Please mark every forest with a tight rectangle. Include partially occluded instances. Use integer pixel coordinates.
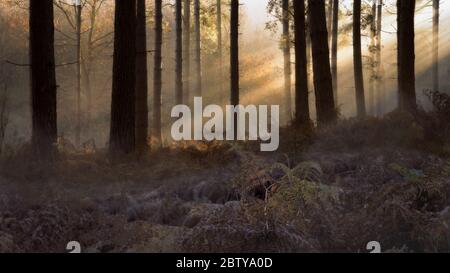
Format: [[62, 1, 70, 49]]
[[0, 0, 449, 253]]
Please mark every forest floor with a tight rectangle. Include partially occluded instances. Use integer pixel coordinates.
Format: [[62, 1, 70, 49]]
[[0, 110, 450, 253]]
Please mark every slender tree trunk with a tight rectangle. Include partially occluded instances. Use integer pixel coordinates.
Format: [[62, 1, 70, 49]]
[[294, 0, 310, 126], [110, 0, 136, 155], [282, 0, 292, 122], [30, 0, 57, 159], [353, 0, 366, 118], [136, 0, 149, 152], [217, 0, 223, 97], [194, 0, 202, 96], [327, 0, 333, 45], [432, 0, 439, 91], [308, 0, 336, 125], [83, 1, 98, 137], [306, 13, 313, 102], [230, 0, 239, 135], [397, 0, 416, 111], [375, 0, 384, 116], [331, 0, 338, 104], [75, 3, 82, 147], [153, 0, 163, 144], [175, 0, 183, 104], [183, 0, 191, 103], [368, 1, 376, 115]]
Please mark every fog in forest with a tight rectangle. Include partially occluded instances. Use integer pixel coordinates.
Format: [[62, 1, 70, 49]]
[[1, 0, 448, 148], [0, 0, 450, 254]]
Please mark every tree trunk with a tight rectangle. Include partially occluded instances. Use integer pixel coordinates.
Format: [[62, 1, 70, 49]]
[[306, 12, 313, 102], [353, 0, 366, 118], [327, 0, 333, 45], [110, 0, 136, 155], [136, 0, 149, 153], [175, 0, 183, 104], [308, 0, 336, 125], [153, 0, 163, 144], [331, 0, 338, 104], [30, 0, 57, 159], [183, 0, 191, 102], [294, 0, 310, 126], [368, 0, 376, 115], [375, 0, 384, 116], [230, 0, 239, 135], [83, 0, 99, 138], [194, 0, 202, 96], [282, 0, 292, 122], [397, 0, 416, 111], [432, 0, 439, 91], [75, 4, 82, 147], [217, 0, 223, 97]]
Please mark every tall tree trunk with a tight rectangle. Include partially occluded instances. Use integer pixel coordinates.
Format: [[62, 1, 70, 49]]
[[327, 0, 333, 45], [175, 0, 183, 104], [153, 0, 163, 144], [136, 0, 149, 153], [30, 0, 57, 159], [331, 0, 338, 104], [368, 0, 376, 115], [282, 0, 292, 122], [294, 0, 310, 126], [432, 0, 439, 91], [194, 0, 202, 96], [375, 0, 384, 116], [110, 0, 136, 155], [217, 0, 223, 97], [83, 0, 99, 138], [308, 0, 336, 125], [397, 0, 416, 111], [183, 0, 191, 102], [230, 0, 239, 135], [306, 12, 313, 103], [75, 3, 82, 147], [353, 0, 366, 118]]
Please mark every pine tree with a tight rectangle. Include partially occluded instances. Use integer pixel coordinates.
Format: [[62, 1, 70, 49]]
[[110, 0, 137, 155], [397, 0, 416, 111], [294, 0, 310, 126], [153, 0, 163, 144], [30, 0, 58, 159], [308, 0, 336, 124], [136, 0, 149, 152], [353, 0, 366, 118]]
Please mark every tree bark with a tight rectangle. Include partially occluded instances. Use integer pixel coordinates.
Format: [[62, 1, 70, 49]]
[[368, 0, 376, 115], [293, 0, 309, 126], [136, 0, 149, 153], [194, 0, 202, 96], [30, 0, 57, 159], [375, 0, 384, 116], [331, 0, 338, 104], [217, 0, 223, 96], [110, 0, 136, 155], [176, 0, 183, 104], [75, 3, 82, 147], [230, 0, 239, 135], [308, 0, 336, 125], [153, 0, 163, 144], [327, 0, 333, 45], [282, 0, 292, 122], [432, 0, 439, 91], [353, 0, 366, 118], [183, 0, 191, 102], [397, 0, 416, 111]]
